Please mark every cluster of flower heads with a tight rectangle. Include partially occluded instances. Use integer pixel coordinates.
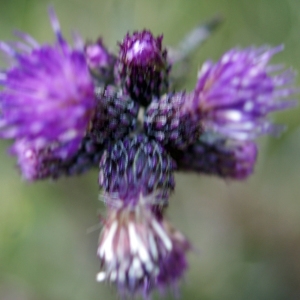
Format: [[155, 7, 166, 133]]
[[0, 7, 298, 299]]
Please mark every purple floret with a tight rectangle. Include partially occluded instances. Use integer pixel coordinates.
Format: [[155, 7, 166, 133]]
[[194, 46, 298, 140], [173, 133, 257, 180], [84, 38, 116, 84], [97, 204, 190, 299], [13, 137, 104, 181], [116, 30, 170, 106], [0, 8, 96, 159]]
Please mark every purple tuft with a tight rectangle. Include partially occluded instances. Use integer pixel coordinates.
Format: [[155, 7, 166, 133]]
[[173, 133, 257, 180], [0, 9, 96, 159], [84, 38, 116, 85], [97, 204, 190, 298], [13, 137, 104, 181], [194, 46, 298, 140], [115, 30, 170, 106]]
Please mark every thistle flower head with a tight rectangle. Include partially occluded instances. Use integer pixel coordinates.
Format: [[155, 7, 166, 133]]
[[194, 46, 298, 140], [119, 30, 165, 67], [99, 135, 176, 208], [89, 86, 139, 144], [97, 204, 190, 298], [12, 139, 60, 181], [84, 38, 116, 84], [144, 92, 203, 150], [116, 30, 170, 106], [13, 137, 104, 181], [0, 8, 96, 159], [174, 133, 257, 179]]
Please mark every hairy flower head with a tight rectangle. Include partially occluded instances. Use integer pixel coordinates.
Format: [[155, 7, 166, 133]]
[[0, 8, 96, 159], [99, 135, 176, 208], [97, 204, 190, 298], [194, 46, 297, 140], [173, 132, 257, 179], [116, 30, 170, 106]]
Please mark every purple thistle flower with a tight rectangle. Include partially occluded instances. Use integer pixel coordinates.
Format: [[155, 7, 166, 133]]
[[173, 133, 257, 180], [99, 135, 176, 207], [115, 30, 170, 107], [0, 8, 96, 159], [97, 204, 190, 298], [144, 92, 203, 150], [193, 46, 298, 140], [13, 139, 61, 181], [84, 38, 116, 85], [0, 9, 298, 299], [13, 137, 104, 181]]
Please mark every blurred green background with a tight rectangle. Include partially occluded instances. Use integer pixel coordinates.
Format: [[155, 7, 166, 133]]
[[1, 0, 300, 299]]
